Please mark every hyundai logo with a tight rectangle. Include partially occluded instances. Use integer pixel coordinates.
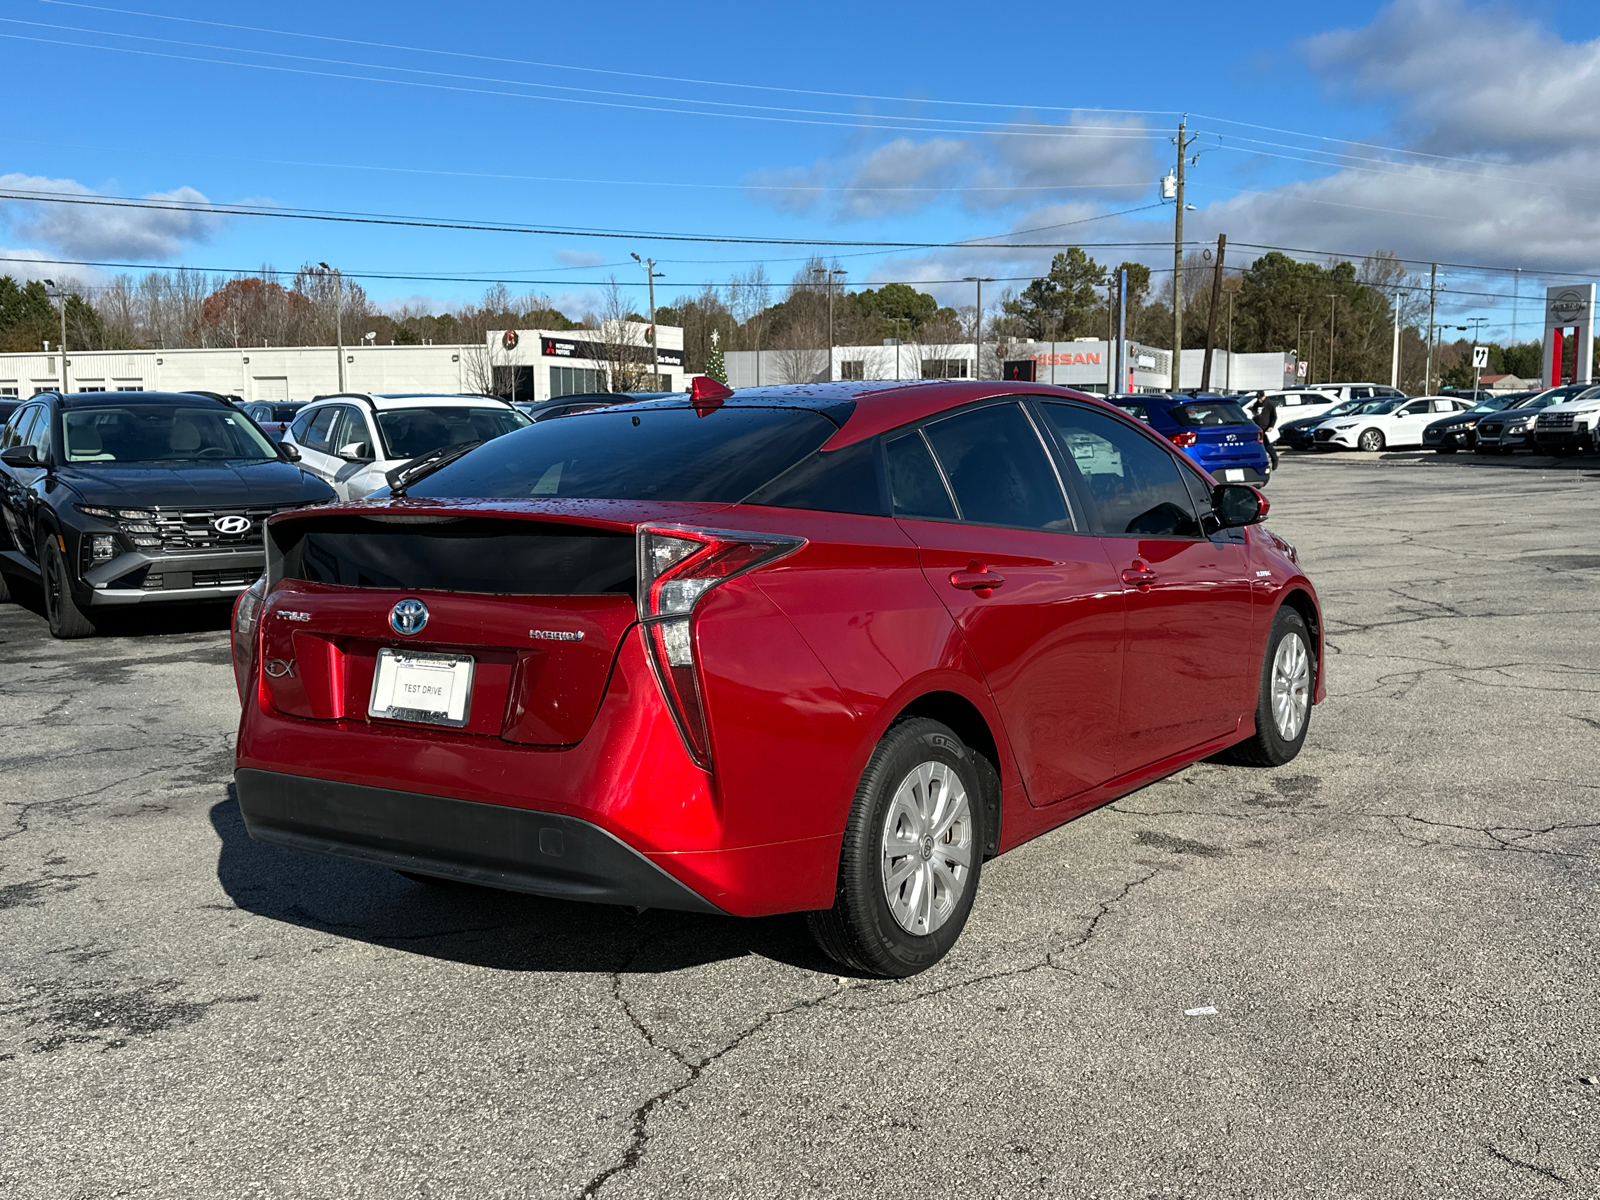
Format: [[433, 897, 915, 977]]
[[390, 598, 428, 636], [211, 515, 252, 535]]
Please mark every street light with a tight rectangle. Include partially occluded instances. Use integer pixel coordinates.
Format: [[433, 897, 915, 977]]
[[631, 253, 665, 387], [963, 277, 995, 380], [825, 267, 846, 381], [316, 262, 345, 391], [42, 279, 69, 392]]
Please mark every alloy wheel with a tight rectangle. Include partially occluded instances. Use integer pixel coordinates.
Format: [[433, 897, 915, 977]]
[[1271, 632, 1312, 741], [879, 761, 974, 935], [1358, 429, 1384, 452]]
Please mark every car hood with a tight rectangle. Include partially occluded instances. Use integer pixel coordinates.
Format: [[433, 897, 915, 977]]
[[1537, 398, 1600, 414], [58, 460, 336, 508]]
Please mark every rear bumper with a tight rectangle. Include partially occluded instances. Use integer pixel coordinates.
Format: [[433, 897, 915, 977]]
[[235, 767, 724, 912]]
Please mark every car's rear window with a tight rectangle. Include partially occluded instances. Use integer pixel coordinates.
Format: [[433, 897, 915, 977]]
[[407, 404, 839, 502], [1170, 401, 1252, 427], [376, 406, 529, 460]]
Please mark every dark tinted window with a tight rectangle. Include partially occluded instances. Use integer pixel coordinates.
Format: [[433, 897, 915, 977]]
[[375, 405, 528, 461], [1115, 402, 1149, 422], [744, 437, 886, 515], [922, 403, 1071, 531], [277, 516, 635, 595], [409, 405, 838, 502], [885, 431, 957, 521], [302, 406, 340, 452], [1171, 401, 1252, 427], [4, 405, 41, 450], [1037, 403, 1203, 538]]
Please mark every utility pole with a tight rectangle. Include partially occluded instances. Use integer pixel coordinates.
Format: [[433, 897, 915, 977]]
[[964, 276, 993, 379], [318, 262, 345, 391], [1116, 267, 1128, 393], [1296, 312, 1304, 383], [632, 253, 664, 387], [1390, 296, 1401, 390], [1200, 234, 1226, 391], [1325, 293, 1340, 383], [1226, 289, 1236, 391], [44, 279, 68, 392], [1168, 117, 1197, 391], [1424, 264, 1438, 394]]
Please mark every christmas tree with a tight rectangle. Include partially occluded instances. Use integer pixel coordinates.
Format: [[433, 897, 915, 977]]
[[705, 328, 728, 385]]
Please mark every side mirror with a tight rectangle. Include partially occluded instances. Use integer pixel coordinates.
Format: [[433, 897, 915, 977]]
[[278, 442, 301, 461], [1213, 483, 1269, 528], [336, 441, 374, 463], [1, 444, 42, 469]]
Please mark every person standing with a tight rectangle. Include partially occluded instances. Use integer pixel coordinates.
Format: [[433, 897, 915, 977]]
[[1253, 390, 1279, 471]]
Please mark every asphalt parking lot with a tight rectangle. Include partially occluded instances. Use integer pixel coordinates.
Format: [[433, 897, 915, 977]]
[[2, 449, 1598, 1199]]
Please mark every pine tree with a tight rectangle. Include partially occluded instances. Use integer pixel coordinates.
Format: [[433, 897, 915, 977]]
[[705, 328, 727, 384]]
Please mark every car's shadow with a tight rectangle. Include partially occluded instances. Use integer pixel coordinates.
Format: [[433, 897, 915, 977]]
[[210, 790, 837, 975]]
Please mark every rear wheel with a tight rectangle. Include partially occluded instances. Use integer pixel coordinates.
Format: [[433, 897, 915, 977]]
[[0, 567, 11, 604], [42, 535, 97, 639], [808, 718, 984, 978], [1224, 606, 1314, 767], [1357, 428, 1386, 452]]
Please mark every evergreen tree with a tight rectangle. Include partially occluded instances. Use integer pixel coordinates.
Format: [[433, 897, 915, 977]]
[[704, 328, 727, 384]]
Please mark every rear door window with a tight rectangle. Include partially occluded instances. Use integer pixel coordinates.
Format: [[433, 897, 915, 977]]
[[921, 403, 1072, 531], [885, 431, 958, 521], [1036, 403, 1204, 539]]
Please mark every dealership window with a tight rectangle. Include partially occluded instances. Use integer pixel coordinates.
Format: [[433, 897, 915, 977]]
[[0, 386, 17, 396], [840, 360, 865, 381], [550, 366, 607, 398], [116, 385, 144, 392], [920, 358, 969, 380]]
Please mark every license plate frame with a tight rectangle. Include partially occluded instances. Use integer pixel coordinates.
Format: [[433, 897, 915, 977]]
[[368, 648, 475, 727], [1223, 468, 1245, 482]]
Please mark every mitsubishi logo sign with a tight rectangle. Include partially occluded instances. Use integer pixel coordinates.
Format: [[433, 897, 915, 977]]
[[210, 515, 252, 535]]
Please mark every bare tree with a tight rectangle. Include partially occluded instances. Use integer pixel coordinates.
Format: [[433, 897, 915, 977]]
[[593, 277, 654, 392]]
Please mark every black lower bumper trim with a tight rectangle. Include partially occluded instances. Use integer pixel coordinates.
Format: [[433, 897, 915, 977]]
[[234, 768, 723, 913]]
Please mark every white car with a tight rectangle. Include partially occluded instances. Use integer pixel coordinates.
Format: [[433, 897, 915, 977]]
[[1297, 382, 1407, 406], [1530, 385, 1600, 457], [1242, 390, 1350, 442], [1312, 395, 1475, 452], [281, 394, 530, 499]]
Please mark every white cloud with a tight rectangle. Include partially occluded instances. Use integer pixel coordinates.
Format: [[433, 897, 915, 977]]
[[555, 249, 606, 268], [0, 174, 225, 261]]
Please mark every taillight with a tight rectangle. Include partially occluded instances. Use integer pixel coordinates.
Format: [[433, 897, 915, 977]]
[[1169, 430, 1199, 448], [636, 525, 804, 768], [1255, 429, 1264, 442], [231, 575, 267, 703]]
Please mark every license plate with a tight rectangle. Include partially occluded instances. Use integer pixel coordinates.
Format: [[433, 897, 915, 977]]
[[368, 649, 474, 727], [1224, 469, 1245, 481]]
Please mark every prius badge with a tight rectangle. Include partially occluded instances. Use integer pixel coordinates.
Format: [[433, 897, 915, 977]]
[[530, 629, 584, 641], [390, 598, 429, 636]]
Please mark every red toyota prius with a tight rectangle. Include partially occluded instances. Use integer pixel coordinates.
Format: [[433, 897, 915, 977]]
[[232, 380, 1324, 976]]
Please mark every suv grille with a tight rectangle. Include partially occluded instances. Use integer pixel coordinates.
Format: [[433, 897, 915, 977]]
[[108, 505, 304, 554], [1537, 412, 1575, 430], [1478, 420, 1503, 438]]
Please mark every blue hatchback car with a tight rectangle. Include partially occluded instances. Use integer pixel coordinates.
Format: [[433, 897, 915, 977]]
[[1114, 393, 1271, 485]]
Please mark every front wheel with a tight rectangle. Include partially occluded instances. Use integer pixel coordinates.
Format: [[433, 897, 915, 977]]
[[42, 534, 97, 639], [1224, 606, 1314, 767], [808, 718, 985, 977], [1357, 428, 1386, 452]]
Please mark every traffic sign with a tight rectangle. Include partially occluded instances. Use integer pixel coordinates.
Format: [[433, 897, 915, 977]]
[[1472, 345, 1489, 369]]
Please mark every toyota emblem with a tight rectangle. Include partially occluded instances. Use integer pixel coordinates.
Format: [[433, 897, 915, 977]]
[[390, 598, 428, 636], [211, 515, 252, 535]]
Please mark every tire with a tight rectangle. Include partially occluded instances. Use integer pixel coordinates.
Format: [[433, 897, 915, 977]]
[[0, 567, 11, 604], [41, 534, 97, 639], [1357, 428, 1386, 452], [1223, 606, 1314, 768], [1435, 445, 1456, 454], [808, 718, 985, 978]]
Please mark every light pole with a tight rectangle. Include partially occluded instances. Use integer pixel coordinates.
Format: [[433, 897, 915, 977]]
[[631, 253, 665, 387], [825, 267, 846, 381], [43, 278, 68, 392], [1166, 116, 1197, 391], [1324, 293, 1340, 385], [317, 262, 345, 391], [964, 276, 994, 380], [889, 317, 909, 380]]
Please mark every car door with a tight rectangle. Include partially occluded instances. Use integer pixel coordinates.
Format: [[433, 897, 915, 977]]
[[1034, 401, 1254, 769], [1390, 398, 1434, 445], [329, 406, 384, 499], [0, 403, 51, 563], [0, 404, 42, 557], [890, 400, 1127, 807]]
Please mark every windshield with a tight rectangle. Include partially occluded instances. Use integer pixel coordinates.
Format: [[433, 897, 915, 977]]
[[1171, 400, 1252, 427], [408, 405, 837, 502], [61, 404, 278, 463], [375, 406, 530, 461], [1467, 397, 1515, 414], [1367, 398, 1408, 415], [1316, 400, 1364, 418]]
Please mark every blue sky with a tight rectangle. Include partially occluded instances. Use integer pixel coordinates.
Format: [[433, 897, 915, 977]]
[[2, 0, 1598, 341]]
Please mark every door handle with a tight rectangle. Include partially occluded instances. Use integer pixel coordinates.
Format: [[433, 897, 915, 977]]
[[1121, 564, 1158, 590], [949, 562, 1005, 597]]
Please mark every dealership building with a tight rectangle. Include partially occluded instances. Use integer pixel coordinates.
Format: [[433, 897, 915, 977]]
[[0, 321, 686, 402], [726, 340, 1297, 393]]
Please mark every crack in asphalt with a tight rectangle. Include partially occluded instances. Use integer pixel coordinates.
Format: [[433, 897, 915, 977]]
[[1379, 814, 1600, 858], [577, 869, 1160, 1198], [1484, 1142, 1572, 1189]]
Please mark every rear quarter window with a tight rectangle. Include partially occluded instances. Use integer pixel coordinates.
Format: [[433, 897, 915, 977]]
[[743, 437, 886, 515]]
